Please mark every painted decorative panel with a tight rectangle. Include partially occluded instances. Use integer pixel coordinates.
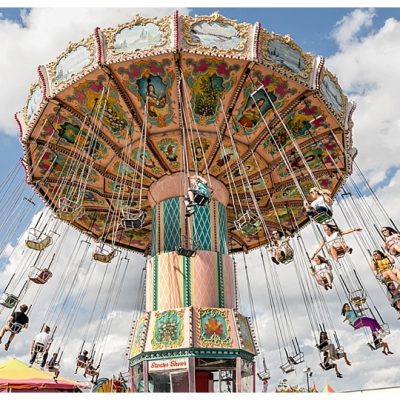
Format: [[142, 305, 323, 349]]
[[151, 309, 185, 350], [320, 71, 345, 115], [55, 45, 91, 84], [130, 314, 149, 358], [237, 314, 257, 354], [26, 84, 43, 123], [190, 21, 241, 50], [114, 23, 164, 52], [198, 308, 233, 348]]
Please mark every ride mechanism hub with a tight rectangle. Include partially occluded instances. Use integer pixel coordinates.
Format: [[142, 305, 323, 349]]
[[17, 11, 354, 393]]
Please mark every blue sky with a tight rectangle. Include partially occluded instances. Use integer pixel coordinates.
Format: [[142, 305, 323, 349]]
[[1, 7, 400, 393]]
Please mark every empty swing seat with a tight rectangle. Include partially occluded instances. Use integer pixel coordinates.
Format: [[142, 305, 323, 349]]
[[176, 236, 199, 258], [350, 289, 366, 307], [288, 351, 304, 365], [121, 209, 146, 230], [280, 360, 295, 374], [93, 248, 117, 263], [28, 267, 53, 284], [234, 210, 261, 236], [257, 369, 271, 381], [177, 247, 197, 258], [0, 293, 19, 309], [56, 198, 84, 222], [26, 229, 53, 251]]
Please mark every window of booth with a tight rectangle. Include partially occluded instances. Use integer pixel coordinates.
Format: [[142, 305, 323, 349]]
[[149, 369, 189, 392], [241, 360, 254, 392], [132, 363, 145, 392], [195, 358, 236, 393]]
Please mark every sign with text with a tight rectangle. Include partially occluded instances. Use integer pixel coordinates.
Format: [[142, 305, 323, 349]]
[[148, 357, 189, 372]]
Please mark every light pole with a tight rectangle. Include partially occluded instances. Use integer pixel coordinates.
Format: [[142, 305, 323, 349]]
[[303, 367, 312, 392]]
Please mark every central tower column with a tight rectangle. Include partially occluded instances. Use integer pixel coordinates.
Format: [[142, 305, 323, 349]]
[[128, 173, 257, 393]]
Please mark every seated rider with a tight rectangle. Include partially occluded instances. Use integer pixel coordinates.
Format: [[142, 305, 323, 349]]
[[310, 255, 333, 290], [84, 359, 100, 383], [304, 187, 333, 220], [342, 303, 386, 336], [381, 227, 400, 256], [29, 325, 52, 367], [185, 175, 211, 217], [371, 331, 393, 355], [75, 349, 89, 373], [317, 331, 351, 367], [386, 282, 400, 319], [47, 352, 60, 379], [0, 304, 29, 351], [311, 224, 361, 262], [370, 250, 400, 284], [268, 230, 293, 265]]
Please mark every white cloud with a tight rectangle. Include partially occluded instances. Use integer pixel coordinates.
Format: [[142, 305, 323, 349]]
[[332, 8, 376, 50], [0, 7, 189, 136], [327, 13, 400, 186]]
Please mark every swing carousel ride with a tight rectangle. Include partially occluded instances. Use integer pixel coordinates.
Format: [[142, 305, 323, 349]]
[[1, 11, 398, 392]]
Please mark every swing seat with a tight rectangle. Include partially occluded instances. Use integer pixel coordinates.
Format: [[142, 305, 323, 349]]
[[278, 253, 294, 265], [85, 367, 98, 377], [335, 346, 345, 359], [320, 362, 335, 371], [350, 296, 366, 307], [76, 359, 87, 369], [176, 247, 197, 258], [93, 248, 117, 263], [33, 342, 45, 353], [121, 209, 146, 230], [313, 212, 332, 224], [350, 289, 366, 307], [280, 361, 295, 374], [56, 198, 84, 222], [26, 229, 53, 251], [257, 369, 271, 381], [335, 247, 346, 259], [176, 236, 199, 258], [189, 188, 212, 206], [288, 351, 304, 365], [367, 342, 384, 351], [28, 267, 53, 284], [0, 293, 19, 309], [9, 322, 24, 334], [234, 210, 261, 235]]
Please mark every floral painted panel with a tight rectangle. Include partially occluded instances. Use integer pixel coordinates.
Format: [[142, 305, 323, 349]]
[[199, 308, 232, 348], [185, 58, 240, 125], [151, 310, 184, 350], [65, 76, 129, 139]]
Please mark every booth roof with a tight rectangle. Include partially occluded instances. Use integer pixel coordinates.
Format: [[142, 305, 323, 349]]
[[0, 358, 83, 391]]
